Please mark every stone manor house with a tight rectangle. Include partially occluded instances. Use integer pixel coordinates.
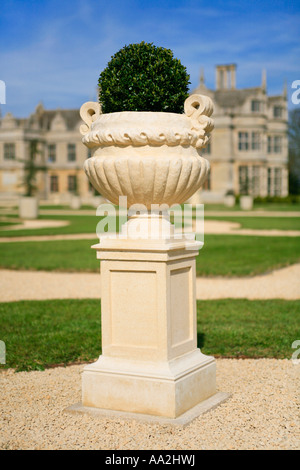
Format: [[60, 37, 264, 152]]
[[0, 64, 289, 202]]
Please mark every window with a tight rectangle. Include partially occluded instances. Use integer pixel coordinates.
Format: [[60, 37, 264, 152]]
[[252, 166, 260, 196], [267, 136, 272, 153], [68, 175, 77, 192], [67, 143, 76, 162], [267, 168, 272, 195], [4, 143, 15, 160], [274, 106, 283, 118], [239, 165, 261, 195], [50, 175, 59, 192], [274, 136, 282, 153], [268, 135, 282, 153], [251, 132, 261, 150], [238, 132, 249, 151], [274, 168, 282, 195], [239, 166, 249, 194], [239, 132, 262, 152], [48, 144, 56, 163], [251, 100, 261, 112], [267, 167, 282, 196]]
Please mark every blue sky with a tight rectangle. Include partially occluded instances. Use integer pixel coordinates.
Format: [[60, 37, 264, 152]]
[[0, 0, 299, 117]]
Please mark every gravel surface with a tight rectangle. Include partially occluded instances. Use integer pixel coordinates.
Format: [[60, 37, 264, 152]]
[[0, 264, 299, 302], [0, 359, 299, 450]]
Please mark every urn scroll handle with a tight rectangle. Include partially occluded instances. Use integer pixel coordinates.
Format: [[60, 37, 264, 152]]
[[184, 94, 214, 149], [80, 101, 102, 136]]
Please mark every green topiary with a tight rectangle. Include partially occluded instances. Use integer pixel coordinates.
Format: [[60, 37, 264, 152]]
[[98, 41, 190, 114]]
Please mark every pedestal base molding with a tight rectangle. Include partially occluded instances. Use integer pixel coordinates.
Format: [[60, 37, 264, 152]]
[[82, 350, 216, 419]]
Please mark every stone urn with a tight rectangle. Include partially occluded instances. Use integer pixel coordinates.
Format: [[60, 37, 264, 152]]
[[72, 94, 229, 421], [80, 94, 213, 215]]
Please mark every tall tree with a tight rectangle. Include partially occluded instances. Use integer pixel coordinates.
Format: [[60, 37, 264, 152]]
[[288, 109, 300, 195]]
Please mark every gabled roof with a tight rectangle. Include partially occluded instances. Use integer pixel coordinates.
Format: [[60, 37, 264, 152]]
[[28, 108, 80, 131], [213, 87, 263, 108]]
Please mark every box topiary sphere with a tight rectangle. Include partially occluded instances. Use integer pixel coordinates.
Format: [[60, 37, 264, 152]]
[[98, 42, 190, 114]]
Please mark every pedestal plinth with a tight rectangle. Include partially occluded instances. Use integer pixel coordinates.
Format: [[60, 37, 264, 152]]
[[81, 235, 217, 419]]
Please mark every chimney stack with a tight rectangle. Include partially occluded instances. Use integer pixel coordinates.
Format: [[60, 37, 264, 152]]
[[216, 64, 236, 90]]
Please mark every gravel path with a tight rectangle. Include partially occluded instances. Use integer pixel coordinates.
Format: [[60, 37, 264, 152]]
[[0, 263, 299, 302], [1, 359, 299, 450]]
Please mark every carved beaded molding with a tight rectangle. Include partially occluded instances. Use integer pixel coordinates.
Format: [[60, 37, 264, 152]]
[[80, 94, 214, 150]]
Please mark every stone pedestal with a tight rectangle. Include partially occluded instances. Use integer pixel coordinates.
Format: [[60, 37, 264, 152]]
[[70, 195, 81, 210], [19, 196, 38, 219], [224, 194, 235, 207], [240, 195, 253, 211], [82, 232, 217, 419]]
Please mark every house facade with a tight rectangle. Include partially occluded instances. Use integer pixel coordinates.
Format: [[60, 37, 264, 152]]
[[0, 64, 289, 202], [192, 64, 288, 201], [0, 104, 92, 202]]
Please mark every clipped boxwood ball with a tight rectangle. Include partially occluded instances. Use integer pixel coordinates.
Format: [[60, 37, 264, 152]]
[[98, 42, 190, 114]]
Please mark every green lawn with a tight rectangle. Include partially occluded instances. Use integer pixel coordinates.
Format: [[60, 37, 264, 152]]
[[0, 235, 299, 276], [0, 211, 299, 239], [0, 239, 99, 272], [0, 214, 119, 238], [197, 299, 300, 358], [0, 298, 298, 371], [0, 221, 21, 228], [205, 216, 300, 231], [204, 202, 300, 212], [198, 235, 300, 276]]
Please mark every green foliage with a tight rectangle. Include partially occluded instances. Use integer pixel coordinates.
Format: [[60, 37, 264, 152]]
[[18, 140, 47, 197], [254, 195, 300, 204], [98, 42, 190, 113], [288, 109, 300, 195]]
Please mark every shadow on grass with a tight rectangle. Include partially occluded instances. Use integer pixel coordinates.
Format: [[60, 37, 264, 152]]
[[197, 332, 205, 349]]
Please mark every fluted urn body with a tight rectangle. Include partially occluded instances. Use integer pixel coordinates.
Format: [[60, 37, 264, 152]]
[[80, 94, 214, 210]]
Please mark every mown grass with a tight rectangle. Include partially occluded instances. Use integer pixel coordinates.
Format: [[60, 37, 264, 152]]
[[0, 209, 299, 238], [205, 216, 300, 231], [0, 235, 299, 276], [0, 214, 118, 238], [0, 299, 101, 371], [204, 202, 300, 212], [0, 298, 298, 371], [197, 235, 300, 277], [0, 239, 99, 272], [196, 299, 300, 358]]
